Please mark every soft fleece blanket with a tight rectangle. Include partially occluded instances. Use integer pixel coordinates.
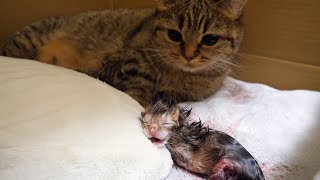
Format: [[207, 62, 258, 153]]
[[0, 56, 319, 180], [167, 77, 320, 180], [0, 57, 173, 180]]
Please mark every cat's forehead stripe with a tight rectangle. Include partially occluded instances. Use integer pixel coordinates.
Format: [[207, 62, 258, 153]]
[[177, 1, 212, 32]]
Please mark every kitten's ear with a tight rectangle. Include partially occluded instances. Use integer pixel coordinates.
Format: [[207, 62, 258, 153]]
[[172, 108, 180, 122], [215, 0, 247, 20], [155, 0, 176, 11]]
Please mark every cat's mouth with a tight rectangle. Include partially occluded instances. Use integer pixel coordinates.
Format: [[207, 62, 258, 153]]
[[173, 56, 208, 73], [149, 137, 165, 144]]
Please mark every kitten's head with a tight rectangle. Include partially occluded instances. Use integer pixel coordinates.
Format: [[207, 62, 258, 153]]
[[149, 0, 247, 73], [140, 99, 180, 147], [139, 98, 190, 147]]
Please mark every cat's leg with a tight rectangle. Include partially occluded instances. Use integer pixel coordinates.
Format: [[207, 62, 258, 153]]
[[118, 69, 156, 107], [124, 85, 154, 107], [101, 53, 157, 107], [153, 90, 185, 103], [121, 67, 156, 107], [1, 29, 39, 60], [35, 32, 103, 74], [0, 16, 64, 60], [0, 17, 103, 74]]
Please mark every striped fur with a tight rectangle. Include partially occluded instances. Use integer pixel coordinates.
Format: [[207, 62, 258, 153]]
[[0, 0, 246, 107]]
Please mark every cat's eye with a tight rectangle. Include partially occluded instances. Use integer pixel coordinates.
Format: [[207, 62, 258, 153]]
[[143, 123, 150, 128], [162, 122, 175, 128], [139, 118, 148, 125], [143, 120, 149, 125], [201, 34, 220, 46], [168, 30, 183, 42]]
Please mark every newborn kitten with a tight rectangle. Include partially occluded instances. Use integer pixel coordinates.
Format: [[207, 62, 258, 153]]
[[140, 100, 265, 180]]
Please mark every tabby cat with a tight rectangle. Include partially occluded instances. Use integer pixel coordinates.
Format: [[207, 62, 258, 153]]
[[0, 0, 247, 107]]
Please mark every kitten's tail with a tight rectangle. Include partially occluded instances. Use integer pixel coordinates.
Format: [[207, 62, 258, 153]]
[[0, 16, 65, 60]]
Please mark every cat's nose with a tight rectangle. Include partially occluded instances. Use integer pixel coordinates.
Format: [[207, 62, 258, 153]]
[[149, 125, 158, 136], [185, 56, 195, 62], [183, 44, 198, 62], [150, 129, 158, 137]]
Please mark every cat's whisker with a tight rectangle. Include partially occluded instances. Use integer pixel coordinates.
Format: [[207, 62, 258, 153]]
[[221, 61, 242, 70], [143, 48, 171, 54], [214, 58, 240, 68], [209, 63, 227, 74], [205, 57, 242, 74]]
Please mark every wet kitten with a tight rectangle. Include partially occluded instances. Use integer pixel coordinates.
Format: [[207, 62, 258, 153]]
[[140, 100, 265, 180], [1, 0, 247, 106], [139, 99, 182, 147]]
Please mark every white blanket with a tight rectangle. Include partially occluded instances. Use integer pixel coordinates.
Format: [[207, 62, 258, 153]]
[[167, 78, 320, 180], [0, 56, 319, 180], [0, 57, 173, 180]]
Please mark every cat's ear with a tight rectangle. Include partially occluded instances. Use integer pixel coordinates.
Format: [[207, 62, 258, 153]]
[[155, 0, 176, 11], [172, 108, 180, 122], [215, 0, 247, 19]]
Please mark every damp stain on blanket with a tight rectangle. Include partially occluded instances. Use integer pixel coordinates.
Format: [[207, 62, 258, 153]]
[[223, 78, 252, 104], [261, 162, 300, 180]]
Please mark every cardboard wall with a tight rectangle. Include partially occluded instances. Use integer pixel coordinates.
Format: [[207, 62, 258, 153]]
[[0, 0, 319, 90], [238, 0, 320, 91]]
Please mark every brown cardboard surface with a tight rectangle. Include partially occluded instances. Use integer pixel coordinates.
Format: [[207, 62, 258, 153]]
[[0, 0, 112, 41], [241, 0, 320, 66], [233, 53, 320, 91]]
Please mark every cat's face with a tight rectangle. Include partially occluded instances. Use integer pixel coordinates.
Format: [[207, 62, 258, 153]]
[[149, 0, 246, 73], [140, 106, 180, 147]]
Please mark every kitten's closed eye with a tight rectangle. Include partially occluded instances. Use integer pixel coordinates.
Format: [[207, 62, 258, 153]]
[[139, 117, 149, 125], [142, 120, 149, 125], [201, 34, 220, 46], [162, 122, 177, 128]]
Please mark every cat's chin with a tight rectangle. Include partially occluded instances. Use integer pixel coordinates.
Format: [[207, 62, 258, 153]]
[[175, 64, 207, 73]]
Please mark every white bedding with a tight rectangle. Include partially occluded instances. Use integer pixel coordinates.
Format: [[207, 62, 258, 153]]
[[0, 56, 173, 180], [168, 78, 320, 180], [0, 56, 319, 180]]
